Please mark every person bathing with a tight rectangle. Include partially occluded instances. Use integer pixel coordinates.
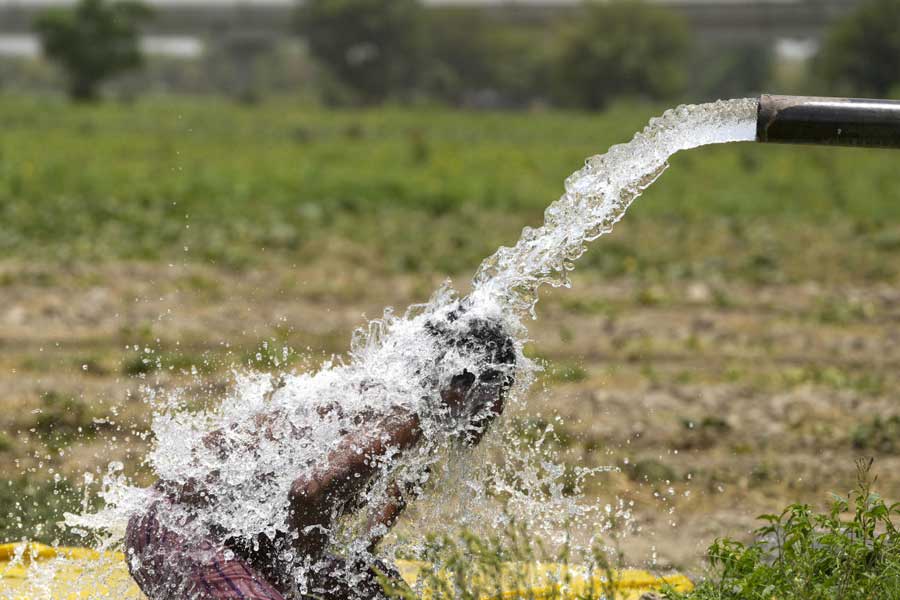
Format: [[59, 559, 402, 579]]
[[125, 310, 516, 600]]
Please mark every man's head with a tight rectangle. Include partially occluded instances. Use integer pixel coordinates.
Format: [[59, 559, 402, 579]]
[[426, 312, 517, 445]]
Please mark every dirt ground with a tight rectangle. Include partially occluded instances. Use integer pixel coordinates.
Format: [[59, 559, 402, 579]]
[[1, 259, 898, 573]]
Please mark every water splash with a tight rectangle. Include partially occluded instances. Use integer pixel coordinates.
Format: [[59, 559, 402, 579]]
[[13, 99, 758, 598]]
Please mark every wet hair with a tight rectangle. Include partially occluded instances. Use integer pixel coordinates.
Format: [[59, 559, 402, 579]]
[[425, 308, 516, 392]]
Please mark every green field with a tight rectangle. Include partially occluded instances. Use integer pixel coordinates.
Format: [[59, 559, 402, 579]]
[[2, 95, 899, 282]]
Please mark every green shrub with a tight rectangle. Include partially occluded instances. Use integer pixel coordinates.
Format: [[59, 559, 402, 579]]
[[544, 362, 588, 384], [34, 0, 151, 101], [625, 458, 677, 484], [817, 0, 900, 96], [423, 9, 550, 107], [666, 459, 900, 600], [121, 350, 216, 377], [296, 0, 425, 105], [553, 0, 690, 110], [693, 41, 773, 99]]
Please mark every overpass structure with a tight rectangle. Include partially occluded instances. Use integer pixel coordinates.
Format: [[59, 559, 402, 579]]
[[0, 0, 861, 56]]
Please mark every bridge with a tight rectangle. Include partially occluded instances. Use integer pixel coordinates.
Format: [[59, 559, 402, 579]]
[[0, 0, 861, 57]]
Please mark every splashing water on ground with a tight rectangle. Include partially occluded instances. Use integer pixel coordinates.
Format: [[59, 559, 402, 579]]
[[10, 99, 758, 599]]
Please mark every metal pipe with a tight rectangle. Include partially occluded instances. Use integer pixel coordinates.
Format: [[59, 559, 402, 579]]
[[756, 94, 900, 149]]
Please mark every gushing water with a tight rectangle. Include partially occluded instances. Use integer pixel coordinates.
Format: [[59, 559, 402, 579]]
[[7, 99, 758, 599], [472, 98, 757, 315]]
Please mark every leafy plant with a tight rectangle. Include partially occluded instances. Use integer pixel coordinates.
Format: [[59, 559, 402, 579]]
[[34, 0, 152, 101], [666, 458, 900, 600]]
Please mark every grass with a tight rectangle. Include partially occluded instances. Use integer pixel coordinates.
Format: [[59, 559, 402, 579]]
[[0, 477, 95, 546], [380, 460, 898, 599], [1, 95, 899, 283]]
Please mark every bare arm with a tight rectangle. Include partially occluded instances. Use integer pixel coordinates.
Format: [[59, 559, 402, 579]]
[[288, 407, 422, 527], [362, 480, 408, 552]]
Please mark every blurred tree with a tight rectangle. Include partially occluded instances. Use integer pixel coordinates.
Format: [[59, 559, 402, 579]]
[[296, 0, 425, 105], [553, 0, 690, 110], [34, 0, 151, 102], [423, 9, 550, 107], [817, 0, 900, 96], [694, 41, 773, 99]]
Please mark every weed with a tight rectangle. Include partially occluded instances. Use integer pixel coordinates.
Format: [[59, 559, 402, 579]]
[[816, 297, 874, 324], [75, 355, 111, 376], [512, 417, 576, 450], [636, 285, 667, 307], [781, 366, 886, 396], [559, 297, 618, 317], [665, 459, 900, 600]]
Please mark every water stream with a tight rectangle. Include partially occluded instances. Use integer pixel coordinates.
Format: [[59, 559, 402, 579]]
[[6, 98, 758, 599]]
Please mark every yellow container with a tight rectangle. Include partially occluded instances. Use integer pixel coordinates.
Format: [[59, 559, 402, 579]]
[[0, 542, 692, 599]]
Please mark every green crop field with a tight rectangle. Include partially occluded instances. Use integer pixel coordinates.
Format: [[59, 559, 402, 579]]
[[2, 95, 899, 282], [1, 96, 898, 588]]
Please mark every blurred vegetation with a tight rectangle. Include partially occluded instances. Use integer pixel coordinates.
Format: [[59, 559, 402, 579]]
[[34, 0, 151, 102], [1, 97, 898, 285], [553, 1, 691, 110], [817, 0, 900, 97], [9, 0, 788, 106], [692, 40, 773, 100], [0, 477, 95, 545], [296, 0, 425, 106], [852, 416, 900, 454], [423, 8, 552, 108], [9, 0, 900, 106]]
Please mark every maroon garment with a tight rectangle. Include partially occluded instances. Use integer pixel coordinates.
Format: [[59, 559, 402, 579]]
[[125, 500, 286, 600], [124, 498, 401, 600]]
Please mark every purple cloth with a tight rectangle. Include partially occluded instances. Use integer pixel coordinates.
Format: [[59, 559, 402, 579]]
[[125, 501, 286, 600], [124, 498, 402, 600]]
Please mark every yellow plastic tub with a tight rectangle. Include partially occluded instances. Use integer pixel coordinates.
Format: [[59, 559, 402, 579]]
[[0, 542, 692, 599]]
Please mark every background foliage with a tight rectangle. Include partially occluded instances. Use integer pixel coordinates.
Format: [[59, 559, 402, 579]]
[[817, 0, 900, 97], [34, 0, 151, 101]]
